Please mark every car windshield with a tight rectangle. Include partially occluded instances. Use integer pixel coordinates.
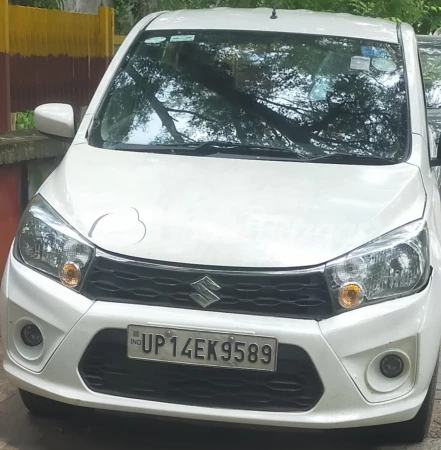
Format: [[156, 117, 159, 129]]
[[419, 38, 441, 108], [91, 30, 408, 163]]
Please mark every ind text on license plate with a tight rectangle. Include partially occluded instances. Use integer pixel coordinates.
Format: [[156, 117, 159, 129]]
[[127, 325, 278, 372]]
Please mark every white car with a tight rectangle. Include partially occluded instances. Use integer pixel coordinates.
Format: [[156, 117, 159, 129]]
[[2, 7, 441, 444]]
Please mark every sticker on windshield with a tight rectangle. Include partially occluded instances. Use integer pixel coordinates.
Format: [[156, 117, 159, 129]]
[[170, 35, 195, 42], [372, 58, 397, 73], [145, 37, 167, 44], [361, 46, 388, 59], [350, 56, 371, 71]]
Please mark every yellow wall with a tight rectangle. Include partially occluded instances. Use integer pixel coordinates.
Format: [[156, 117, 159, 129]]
[[114, 35, 126, 45], [0, 0, 9, 54], [6, 4, 114, 58]]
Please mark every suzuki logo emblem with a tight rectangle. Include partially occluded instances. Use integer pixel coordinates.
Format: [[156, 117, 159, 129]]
[[190, 276, 221, 308]]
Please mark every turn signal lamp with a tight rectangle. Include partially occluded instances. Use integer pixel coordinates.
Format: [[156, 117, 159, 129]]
[[60, 261, 81, 288], [338, 283, 364, 309]]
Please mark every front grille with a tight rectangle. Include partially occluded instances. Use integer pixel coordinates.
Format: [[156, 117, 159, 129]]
[[81, 252, 333, 319], [79, 329, 324, 412]]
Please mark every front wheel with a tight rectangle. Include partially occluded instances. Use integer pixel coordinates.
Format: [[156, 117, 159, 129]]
[[378, 359, 438, 444], [19, 389, 80, 418]]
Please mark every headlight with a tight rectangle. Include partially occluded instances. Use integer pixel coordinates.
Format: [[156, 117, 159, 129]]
[[14, 195, 94, 289], [325, 220, 430, 311]]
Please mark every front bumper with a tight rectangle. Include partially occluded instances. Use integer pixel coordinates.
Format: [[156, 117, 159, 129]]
[[2, 255, 441, 429]]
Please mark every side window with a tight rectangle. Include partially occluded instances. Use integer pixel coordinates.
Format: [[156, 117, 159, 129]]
[[421, 50, 441, 187], [418, 52, 434, 159]]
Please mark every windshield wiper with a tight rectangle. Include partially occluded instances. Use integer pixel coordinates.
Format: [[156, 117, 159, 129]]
[[107, 142, 197, 151], [309, 152, 396, 165], [186, 141, 309, 159], [108, 141, 310, 160], [107, 143, 396, 165]]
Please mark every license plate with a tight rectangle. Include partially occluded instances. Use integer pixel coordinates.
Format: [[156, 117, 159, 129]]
[[127, 325, 277, 372]]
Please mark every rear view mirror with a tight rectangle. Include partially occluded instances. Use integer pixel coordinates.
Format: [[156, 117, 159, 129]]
[[34, 103, 75, 139]]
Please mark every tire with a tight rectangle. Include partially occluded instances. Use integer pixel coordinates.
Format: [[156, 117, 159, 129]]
[[378, 359, 439, 444], [19, 389, 79, 418]]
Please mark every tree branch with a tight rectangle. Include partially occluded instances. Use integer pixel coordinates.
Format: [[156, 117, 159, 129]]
[[125, 64, 185, 143], [167, 107, 216, 123], [147, 94, 185, 143]]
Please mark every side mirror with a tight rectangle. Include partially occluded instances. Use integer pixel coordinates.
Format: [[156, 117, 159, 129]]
[[34, 103, 75, 139]]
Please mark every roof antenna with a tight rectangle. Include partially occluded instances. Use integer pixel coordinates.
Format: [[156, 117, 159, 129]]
[[270, 2, 277, 19]]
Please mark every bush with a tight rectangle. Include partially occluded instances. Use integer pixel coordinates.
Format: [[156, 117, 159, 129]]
[[8, 0, 59, 8], [16, 111, 35, 130]]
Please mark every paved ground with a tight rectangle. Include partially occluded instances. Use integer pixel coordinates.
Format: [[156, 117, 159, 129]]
[[2, 341, 441, 450]]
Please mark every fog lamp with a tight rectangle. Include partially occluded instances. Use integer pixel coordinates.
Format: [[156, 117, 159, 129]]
[[60, 261, 81, 288], [21, 324, 43, 347], [380, 355, 404, 378], [338, 283, 364, 309]]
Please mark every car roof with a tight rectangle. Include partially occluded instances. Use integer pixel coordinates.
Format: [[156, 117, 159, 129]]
[[148, 8, 399, 43], [417, 35, 441, 46]]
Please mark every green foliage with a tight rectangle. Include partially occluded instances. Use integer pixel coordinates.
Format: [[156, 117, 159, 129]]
[[16, 111, 35, 130], [114, 0, 132, 34], [116, 0, 441, 34], [10, 0, 441, 38], [8, 0, 58, 8]]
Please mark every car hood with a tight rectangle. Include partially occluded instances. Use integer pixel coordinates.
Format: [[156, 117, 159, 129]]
[[40, 145, 426, 268]]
